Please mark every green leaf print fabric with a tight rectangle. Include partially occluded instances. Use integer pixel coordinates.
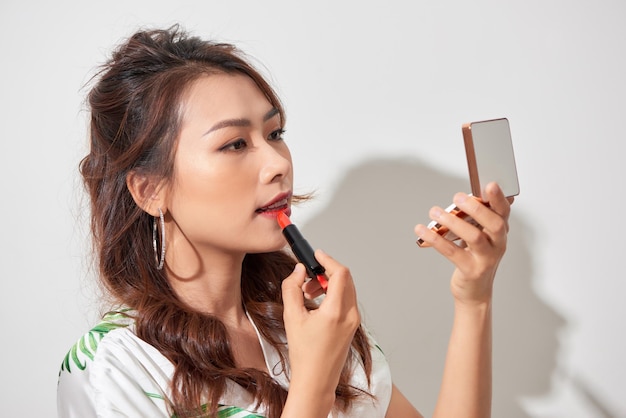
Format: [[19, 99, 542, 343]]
[[57, 311, 392, 417]]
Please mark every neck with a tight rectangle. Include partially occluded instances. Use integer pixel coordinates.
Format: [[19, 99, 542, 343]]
[[165, 242, 248, 324]]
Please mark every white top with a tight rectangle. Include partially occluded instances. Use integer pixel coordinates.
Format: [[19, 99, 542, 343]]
[[57, 311, 392, 417]]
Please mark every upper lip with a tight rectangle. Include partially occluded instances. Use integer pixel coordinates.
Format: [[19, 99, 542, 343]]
[[257, 191, 292, 212]]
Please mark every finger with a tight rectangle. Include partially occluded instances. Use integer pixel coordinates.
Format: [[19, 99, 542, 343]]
[[482, 182, 512, 222], [432, 202, 485, 248], [452, 192, 508, 248], [414, 222, 469, 264], [314, 249, 357, 305], [302, 278, 325, 299], [282, 263, 308, 317], [314, 249, 340, 273], [314, 250, 351, 287]]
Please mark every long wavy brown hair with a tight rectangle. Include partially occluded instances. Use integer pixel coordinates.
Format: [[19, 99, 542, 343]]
[[80, 25, 372, 417]]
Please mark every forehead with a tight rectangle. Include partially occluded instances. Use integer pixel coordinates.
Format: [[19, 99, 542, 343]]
[[181, 73, 274, 124]]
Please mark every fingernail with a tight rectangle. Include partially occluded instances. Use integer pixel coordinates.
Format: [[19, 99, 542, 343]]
[[293, 263, 304, 273], [431, 207, 443, 219], [454, 193, 468, 205], [415, 224, 426, 235], [489, 182, 501, 193]]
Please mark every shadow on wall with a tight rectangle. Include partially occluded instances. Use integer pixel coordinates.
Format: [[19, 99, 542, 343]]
[[300, 158, 562, 418]]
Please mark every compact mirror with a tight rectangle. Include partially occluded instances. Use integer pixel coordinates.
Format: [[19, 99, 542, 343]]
[[416, 117, 520, 247], [463, 118, 520, 198]]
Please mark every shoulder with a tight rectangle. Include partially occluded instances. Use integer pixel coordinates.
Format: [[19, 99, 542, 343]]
[[57, 311, 174, 417], [58, 311, 134, 376]]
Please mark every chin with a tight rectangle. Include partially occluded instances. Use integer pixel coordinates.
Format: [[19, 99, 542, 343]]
[[265, 241, 288, 253], [245, 239, 286, 255]]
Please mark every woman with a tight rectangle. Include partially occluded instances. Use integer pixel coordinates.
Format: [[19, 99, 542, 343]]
[[57, 25, 512, 418]]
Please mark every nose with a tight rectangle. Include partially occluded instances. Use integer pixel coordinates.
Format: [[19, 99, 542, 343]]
[[259, 142, 292, 184]]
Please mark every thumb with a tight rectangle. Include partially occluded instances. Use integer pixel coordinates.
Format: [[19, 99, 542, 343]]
[[282, 263, 307, 317]]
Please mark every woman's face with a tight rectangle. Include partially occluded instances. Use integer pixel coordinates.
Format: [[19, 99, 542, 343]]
[[164, 73, 292, 258]]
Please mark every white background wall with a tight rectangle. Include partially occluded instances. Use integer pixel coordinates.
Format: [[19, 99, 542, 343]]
[[1, 1, 624, 416]]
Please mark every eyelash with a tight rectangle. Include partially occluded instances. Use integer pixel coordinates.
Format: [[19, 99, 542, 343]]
[[220, 128, 286, 152], [221, 138, 247, 152], [268, 128, 286, 142]]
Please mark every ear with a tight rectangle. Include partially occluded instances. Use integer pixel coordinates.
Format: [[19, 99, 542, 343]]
[[126, 170, 167, 217]]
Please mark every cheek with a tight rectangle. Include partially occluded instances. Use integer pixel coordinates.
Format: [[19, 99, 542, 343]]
[[169, 156, 254, 218]]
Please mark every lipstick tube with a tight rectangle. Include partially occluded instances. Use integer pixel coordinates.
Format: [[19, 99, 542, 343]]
[[277, 211, 328, 290]]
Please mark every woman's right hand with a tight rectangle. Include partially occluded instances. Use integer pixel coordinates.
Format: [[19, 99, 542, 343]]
[[281, 250, 361, 416]]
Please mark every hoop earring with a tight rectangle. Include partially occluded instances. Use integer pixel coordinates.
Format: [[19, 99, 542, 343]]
[[153, 208, 166, 270]]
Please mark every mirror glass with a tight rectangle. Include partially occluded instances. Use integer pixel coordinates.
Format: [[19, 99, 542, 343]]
[[467, 118, 520, 198]]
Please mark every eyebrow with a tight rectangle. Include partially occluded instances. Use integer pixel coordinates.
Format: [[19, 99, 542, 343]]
[[204, 108, 280, 136]]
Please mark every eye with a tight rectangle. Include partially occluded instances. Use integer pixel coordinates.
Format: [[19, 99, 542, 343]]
[[220, 138, 248, 152], [268, 128, 285, 142]]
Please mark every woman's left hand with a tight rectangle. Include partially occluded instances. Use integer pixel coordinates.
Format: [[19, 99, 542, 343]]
[[414, 182, 513, 306]]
